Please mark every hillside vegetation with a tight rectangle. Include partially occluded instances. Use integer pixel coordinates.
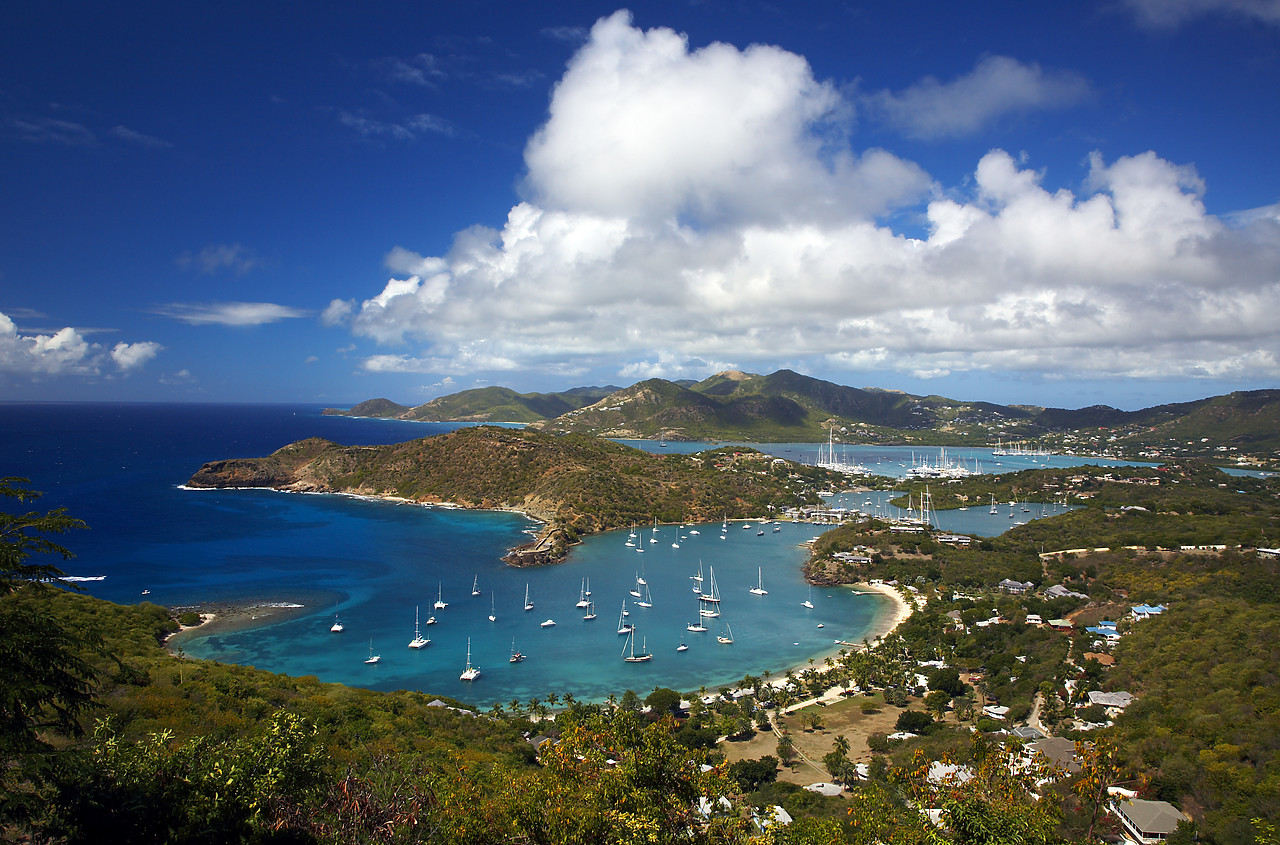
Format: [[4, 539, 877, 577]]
[[326, 370, 1280, 466], [187, 426, 842, 564]]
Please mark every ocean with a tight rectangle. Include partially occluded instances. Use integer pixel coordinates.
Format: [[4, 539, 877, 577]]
[[0, 402, 1128, 707]]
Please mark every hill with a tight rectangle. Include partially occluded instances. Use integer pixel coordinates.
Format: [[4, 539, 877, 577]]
[[323, 385, 619, 423], [186, 426, 843, 565], [325, 371, 1280, 466]]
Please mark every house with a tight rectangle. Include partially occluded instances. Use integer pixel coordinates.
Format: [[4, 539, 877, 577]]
[[1045, 584, 1090, 600], [983, 705, 1010, 720], [1130, 604, 1166, 620], [1026, 736, 1083, 774], [804, 782, 843, 797], [1083, 652, 1116, 667], [1087, 690, 1134, 710], [1025, 614, 1043, 625], [998, 578, 1035, 594], [1048, 618, 1074, 631], [927, 761, 974, 785], [936, 533, 972, 546], [1110, 798, 1189, 844]]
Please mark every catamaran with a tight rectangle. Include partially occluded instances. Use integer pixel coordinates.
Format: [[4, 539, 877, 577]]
[[408, 606, 429, 649], [330, 613, 344, 633], [459, 638, 480, 681], [749, 567, 768, 596], [583, 600, 597, 621], [433, 582, 448, 610], [622, 628, 652, 662], [509, 638, 525, 663]]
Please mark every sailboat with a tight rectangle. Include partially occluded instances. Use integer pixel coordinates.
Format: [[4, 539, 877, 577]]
[[687, 593, 708, 631], [691, 561, 704, 593], [509, 638, 525, 663], [583, 600, 597, 621], [749, 567, 768, 596], [364, 639, 381, 664], [701, 566, 721, 603], [433, 582, 448, 610], [648, 518, 658, 545], [622, 628, 652, 662], [471, 575, 481, 597], [576, 578, 590, 608], [989, 493, 998, 515], [523, 583, 534, 612], [801, 585, 814, 609], [488, 594, 496, 623], [459, 638, 480, 681], [617, 600, 634, 635], [717, 622, 734, 644], [635, 582, 653, 609], [408, 606, 429, 649], [330, 613, 344, 633]]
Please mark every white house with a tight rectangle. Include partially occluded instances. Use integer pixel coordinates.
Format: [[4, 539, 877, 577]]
[[1111, 798, 1189, 844]]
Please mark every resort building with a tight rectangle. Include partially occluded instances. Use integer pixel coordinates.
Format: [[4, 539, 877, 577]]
[[1110, 797, 1189, 844]]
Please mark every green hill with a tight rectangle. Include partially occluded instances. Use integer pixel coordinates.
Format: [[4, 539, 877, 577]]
[[186, 426, 842, 564]]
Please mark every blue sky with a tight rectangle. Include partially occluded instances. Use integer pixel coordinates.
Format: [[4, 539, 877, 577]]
[[3, 0, 1278, 411]]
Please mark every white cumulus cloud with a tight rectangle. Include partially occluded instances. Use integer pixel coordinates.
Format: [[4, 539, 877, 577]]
[[0, 311, 162, 377], [336, 11, 1280, 391]]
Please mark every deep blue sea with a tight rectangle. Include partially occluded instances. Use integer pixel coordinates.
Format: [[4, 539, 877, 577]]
[[0, 403, 1142, 707]]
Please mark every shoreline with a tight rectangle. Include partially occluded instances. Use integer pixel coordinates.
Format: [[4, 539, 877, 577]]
[[165, 599, 314, 650], [779, 581, 914, 680]]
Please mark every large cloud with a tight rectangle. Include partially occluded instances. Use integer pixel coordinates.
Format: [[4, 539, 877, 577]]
[[342, 11, 1280, 388], [0, 312, 161, 377]]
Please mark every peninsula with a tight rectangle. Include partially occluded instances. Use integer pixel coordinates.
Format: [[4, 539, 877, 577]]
[[186, 425, 845, 565]]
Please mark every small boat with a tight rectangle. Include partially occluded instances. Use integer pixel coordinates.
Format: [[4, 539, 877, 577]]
[[583, 600, 597, 621], [408, 606, 429, 649], [459, 638, 480, 681], [622, 628, 652, 662], [433, 582, 448, 610], [749, 567, 767, 596], [756, 529, 764, 536], [540, 618, 556, 628], [676, 642, 689, 652], [671, 541, 680, 549], [471, 575, 481, 597], [688, 529, 699, 535], [773, 523, 780, 533], [141, 588, 151, 596], [717, 623, 734, 644], [523, 583, 534, 612], [330, 613, 344, 633], [509, 638, 525, 663], [425, 615, 437, 625], [488, 594, 496, 623], [364, 639, 381, 664], [817, 623, 825, 628], [617, 601, 634, 635]]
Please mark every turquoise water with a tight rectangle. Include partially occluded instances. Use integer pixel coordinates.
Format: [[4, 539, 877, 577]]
[[180, 509, 886, 707], [0, 402, 1134, 708]]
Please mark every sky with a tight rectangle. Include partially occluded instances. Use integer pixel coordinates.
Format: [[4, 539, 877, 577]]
[[2, 0, 1279, 411]]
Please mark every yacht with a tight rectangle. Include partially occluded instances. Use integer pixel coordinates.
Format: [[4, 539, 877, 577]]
[[433, 583, 448, 610], [459, 638, 480, 681], [621, 628, 652, 662], [749, 567, 768, 596], [523, 583, 534, 612], [330, 613, 344, 633], [408, 606, 429, 649], [364, 640, 381, 664]]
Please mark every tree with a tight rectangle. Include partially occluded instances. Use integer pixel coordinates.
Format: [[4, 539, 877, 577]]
[[0, 479, 97, 756], [776, 733, 796, 768], [924, 689, 952, 720], [645, 687, 683, 717], [895, 709, 935, 734]]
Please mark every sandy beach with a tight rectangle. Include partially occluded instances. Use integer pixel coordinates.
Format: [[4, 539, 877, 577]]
[[850, 581, 913, 644], [165, 599, 313, 650]]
